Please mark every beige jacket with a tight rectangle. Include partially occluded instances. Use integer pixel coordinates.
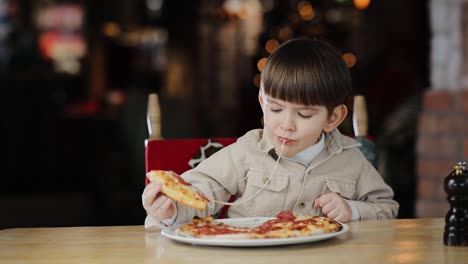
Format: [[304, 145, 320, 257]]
[[146, 128, 399, 228]]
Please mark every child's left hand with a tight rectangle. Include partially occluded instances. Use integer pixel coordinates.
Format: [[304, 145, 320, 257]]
[[313, 192, 352, 222]]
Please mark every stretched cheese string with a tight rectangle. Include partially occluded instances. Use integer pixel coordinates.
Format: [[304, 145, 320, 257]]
[[212, 138, 286, 206]]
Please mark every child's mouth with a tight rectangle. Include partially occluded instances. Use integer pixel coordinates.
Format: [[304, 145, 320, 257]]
[[278, 136, 293, 144]]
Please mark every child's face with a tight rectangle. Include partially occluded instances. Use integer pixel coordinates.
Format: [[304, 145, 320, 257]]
[[259, 94, 343, 157]]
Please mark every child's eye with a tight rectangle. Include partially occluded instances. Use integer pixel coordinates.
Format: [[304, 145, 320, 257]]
[[298, 113, 312, 119], [266, 104, 282, 113]]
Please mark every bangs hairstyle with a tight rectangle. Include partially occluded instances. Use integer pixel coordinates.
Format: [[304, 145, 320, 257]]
[[261, 38, 352, 114]]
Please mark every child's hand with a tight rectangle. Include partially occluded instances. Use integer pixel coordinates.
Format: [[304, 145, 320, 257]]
[[313, 192, 352, 222], [142, 182, 175, 220]]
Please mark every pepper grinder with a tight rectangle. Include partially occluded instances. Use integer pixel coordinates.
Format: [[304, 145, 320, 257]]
[[443, 161, 468, 246]]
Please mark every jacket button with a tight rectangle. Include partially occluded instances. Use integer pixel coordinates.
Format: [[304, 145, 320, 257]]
[[299, 202, 305, 209]]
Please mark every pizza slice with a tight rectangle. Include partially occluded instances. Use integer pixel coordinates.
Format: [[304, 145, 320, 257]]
[[146, 170, 209, 211]]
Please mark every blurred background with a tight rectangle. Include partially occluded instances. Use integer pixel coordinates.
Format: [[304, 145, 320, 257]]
[[0, 0, 433, 228]]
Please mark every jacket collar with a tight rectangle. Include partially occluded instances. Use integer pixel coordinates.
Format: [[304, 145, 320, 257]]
[[325, 129, 361, 154], [258, 130, 275, 154]]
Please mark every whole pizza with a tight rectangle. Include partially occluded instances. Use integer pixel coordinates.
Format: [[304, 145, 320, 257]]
[[175, 211, 343, 239]]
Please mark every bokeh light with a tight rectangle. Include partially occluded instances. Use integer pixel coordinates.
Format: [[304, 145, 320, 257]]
[[297, 1, 315, 21], [257, 58, 268, 71], [278, 25, 293, 41], [102, 22, 120, 37], [342, 53, 357, 68], [265, 39, 280, 54], [353, 0, 371, 10]]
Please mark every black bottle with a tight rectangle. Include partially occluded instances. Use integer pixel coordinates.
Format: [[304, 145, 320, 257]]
[[443, 162, 468, 246]]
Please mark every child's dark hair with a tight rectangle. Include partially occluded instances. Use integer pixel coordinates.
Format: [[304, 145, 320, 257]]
[[261, 38, 352, 115]]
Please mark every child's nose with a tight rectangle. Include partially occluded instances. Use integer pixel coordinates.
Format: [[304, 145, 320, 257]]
[[280, 114, 295, 131]]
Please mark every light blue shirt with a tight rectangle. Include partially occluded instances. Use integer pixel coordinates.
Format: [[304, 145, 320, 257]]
[[285, 133, 326, 166]]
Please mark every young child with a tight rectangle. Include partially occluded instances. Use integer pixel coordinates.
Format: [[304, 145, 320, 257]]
[[142, 38, 399, 230]]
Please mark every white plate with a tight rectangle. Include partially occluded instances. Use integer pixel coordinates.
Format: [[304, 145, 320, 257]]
[[161, 217, 349, 247]]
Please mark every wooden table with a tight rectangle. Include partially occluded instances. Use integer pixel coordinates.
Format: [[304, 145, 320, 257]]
[[1, 218, 466, 264]]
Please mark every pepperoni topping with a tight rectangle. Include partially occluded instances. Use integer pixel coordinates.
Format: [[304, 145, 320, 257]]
[[276, 210, 296, 221], [172, 172, 191, 186], [254, 222, 283, 234]]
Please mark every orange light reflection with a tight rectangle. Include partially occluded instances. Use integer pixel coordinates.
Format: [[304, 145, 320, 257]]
[[265, 39, 280, 54], [297, 1, 315, 21], [257, 58, 268, 72], [342, 53, 357, 68], [354, 0, 371, 10]]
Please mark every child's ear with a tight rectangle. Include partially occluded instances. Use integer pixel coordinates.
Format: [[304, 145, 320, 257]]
[[323, 105, 348, 132]]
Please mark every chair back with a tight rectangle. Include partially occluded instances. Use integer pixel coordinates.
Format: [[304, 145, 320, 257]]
[[145, 137, 236, 185], [352, 95, 377, 167], [144, 93, 236, 183]]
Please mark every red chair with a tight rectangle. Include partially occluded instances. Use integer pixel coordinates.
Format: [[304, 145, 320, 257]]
[[145, 137, 237, 184], [144, 93, 236, 218]]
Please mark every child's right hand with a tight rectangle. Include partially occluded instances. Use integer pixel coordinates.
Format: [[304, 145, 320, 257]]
[[313, 192, 352, 222], [142, 182, 175, 220]]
